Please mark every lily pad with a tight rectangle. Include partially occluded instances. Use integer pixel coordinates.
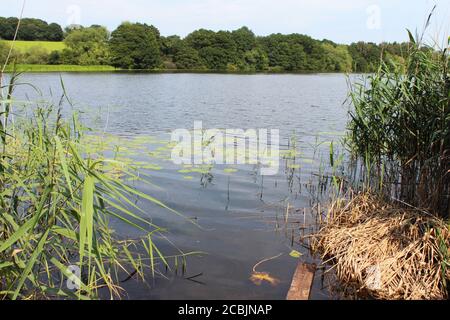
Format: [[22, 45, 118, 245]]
[[289, 250, 303, 259]]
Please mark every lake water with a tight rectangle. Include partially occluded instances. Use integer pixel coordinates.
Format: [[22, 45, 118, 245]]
[[13, 73, 352, 300]]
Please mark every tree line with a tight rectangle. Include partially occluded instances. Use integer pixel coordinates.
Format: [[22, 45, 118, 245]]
[[0, 17, 412, 72], [0, 17, 64, 41]]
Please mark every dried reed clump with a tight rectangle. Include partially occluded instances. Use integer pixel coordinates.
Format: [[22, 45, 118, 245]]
[[313, 193, 450, 300]]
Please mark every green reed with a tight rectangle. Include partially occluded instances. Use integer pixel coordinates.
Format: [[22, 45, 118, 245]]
[[346, 25, 449, 217], [0, 73, 192, 300]]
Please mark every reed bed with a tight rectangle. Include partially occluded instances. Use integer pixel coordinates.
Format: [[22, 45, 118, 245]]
[[313, 193, 449, 300], [346, 15, 449, 216], [312, 15, 450, 300], [0, 72, 191, 300]]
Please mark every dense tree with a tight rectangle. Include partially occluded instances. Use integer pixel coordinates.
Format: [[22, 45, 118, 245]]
[[184, 29, 239, 70], [185, 29, 216, 50], [46, 23, 64, 41], [258, 35, 291, 69], [0, 15, 411, 73], [232, 27, 257, 53], [348, 42, 383, 72], [241, 48, 269, 71], [380, 42, 410, 57], [174, 45, 204, 69], [109, 22, 161, 69], [62, 26, 110, 65], [19, 19, 49, 40], [161, 35, 182, 56], [258, 34, 311, 71], [48, 50, 62, 65], [322, 44, 353, 72], [0, 17, 17, 40], [289, 44, 308, 71], [198, 46, 230, 70], [0, 17, 63, 41]]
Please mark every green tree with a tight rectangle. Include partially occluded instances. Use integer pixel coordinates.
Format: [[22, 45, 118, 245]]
[[231, 27, 257, 53], [174, 45, 204, 69], [241, 48, 269, 71], [322, 43, 353, 72], [185, 29, 216, 50], [48, 50, 62, 65], [46, 23, 64, 41], [63, 26, 110, 65], [289, 44, 307, 71], [198, 46, 230, 70], [348, 42, 383, 72], [109, 22, 161, 69], [0, 17, 17, 40], [0, 17, 63, 41], [184, 29, 238, 70], [18, 19, 49, 40], [161, 35, 182, 56]]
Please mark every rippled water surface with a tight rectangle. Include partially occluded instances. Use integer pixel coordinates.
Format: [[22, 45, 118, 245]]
[[15, 73, 353, 300]]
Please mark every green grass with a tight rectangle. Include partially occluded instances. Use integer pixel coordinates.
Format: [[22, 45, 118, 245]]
[[1, 40, 66, 53], [5, 64, 118, 72]]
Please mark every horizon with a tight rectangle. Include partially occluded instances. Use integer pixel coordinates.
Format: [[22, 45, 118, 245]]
[[2, 0, 450, 45]]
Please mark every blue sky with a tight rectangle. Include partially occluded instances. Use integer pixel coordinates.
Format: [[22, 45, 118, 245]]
[[3, 0, 450, 44]]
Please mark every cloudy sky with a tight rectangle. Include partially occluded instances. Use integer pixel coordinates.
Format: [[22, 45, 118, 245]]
[[3, 0, 449, 44]]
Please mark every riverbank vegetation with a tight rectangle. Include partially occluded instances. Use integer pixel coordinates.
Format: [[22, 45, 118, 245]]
[[313, 20, 449, 299], [3, 64, 117, 72], [2, 16, 411, 72], [347, 31, 449, 216], [1, 11, 448, 300]]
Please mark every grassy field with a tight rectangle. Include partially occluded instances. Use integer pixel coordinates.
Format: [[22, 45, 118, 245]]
[[5, 64, 117, 72], [1, 40, 66, 53]]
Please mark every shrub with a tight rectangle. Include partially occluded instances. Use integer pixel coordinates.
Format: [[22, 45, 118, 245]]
[[48, 50, 62, 65], [22, 46, 50, 64], [109, 23, 161, 69], [0, 41, 22, 65]]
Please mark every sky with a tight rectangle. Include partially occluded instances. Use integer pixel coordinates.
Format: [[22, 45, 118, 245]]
[[2, 0, 450, 44]]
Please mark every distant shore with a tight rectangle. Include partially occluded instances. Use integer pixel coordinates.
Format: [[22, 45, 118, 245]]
[[3, 64, 117, 72], [3, 64, 368, 74]]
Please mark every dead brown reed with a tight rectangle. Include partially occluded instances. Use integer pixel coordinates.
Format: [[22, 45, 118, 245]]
[[313, 192, 449, 300]]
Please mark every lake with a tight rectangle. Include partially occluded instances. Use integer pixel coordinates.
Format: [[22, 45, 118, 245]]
[[13, 73, 352, 300]]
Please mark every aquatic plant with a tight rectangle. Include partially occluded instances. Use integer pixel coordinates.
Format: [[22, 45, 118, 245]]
[[0, 73, 189, 299], [312, 13, 450, 300], [347, 19, 449, 216]]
